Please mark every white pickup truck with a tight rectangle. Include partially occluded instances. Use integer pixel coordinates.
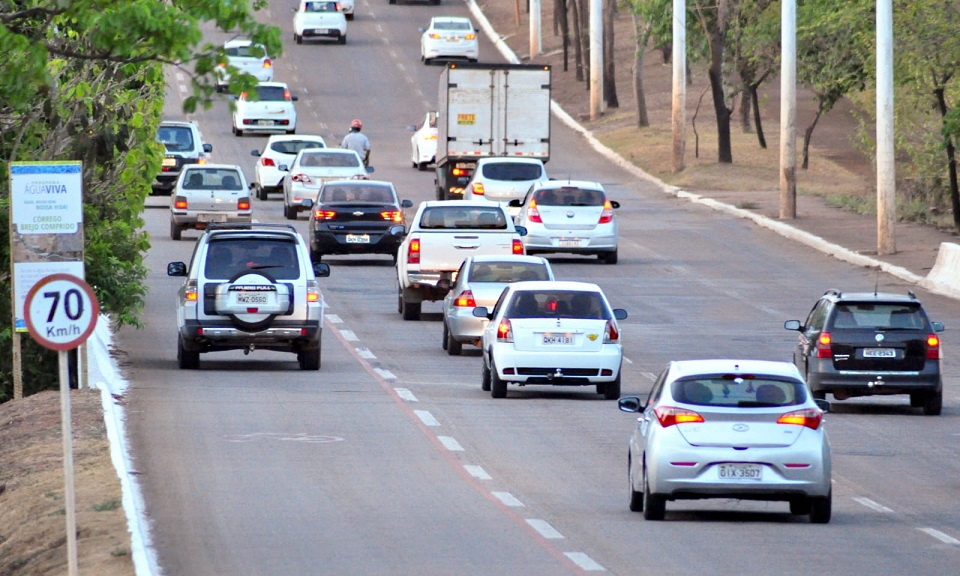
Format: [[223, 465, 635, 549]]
[[396, 200, 527, 320]]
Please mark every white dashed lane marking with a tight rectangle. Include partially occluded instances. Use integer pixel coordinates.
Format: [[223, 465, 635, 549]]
[[326, 314, 343, 324], [339, 329, 359, 341], [414, 410, 439, 427], [374, 368, 396, 380], [918, 528, 960, 545], [394, 388, 417, 402], [564, 552, 605, 572], [355, 347, 375, 359], [437, 436, 463, 451], [464, 465, 491, 480], [526, 519, 563, 539], [853, 497, 893, 513], [492, 491, 524, 507]]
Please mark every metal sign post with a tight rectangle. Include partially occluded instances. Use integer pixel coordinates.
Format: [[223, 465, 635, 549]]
[[24, 273, 100, 576]]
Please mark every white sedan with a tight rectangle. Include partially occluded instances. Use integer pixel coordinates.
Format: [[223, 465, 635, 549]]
[[462, 157, 548, 216], [250, 135, 326, 200], [473, 281, 627, 399], [410, 111, 438, 171], [278, 148, 371, 219], [420, 17, 479, 64], [618, 359, 833, 522], [232, 82, 298, 136], [293, 0, 347, 45], [216, 39, 273, 93]]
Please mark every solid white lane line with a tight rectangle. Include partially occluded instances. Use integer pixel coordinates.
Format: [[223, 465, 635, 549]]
[[339, 329, 359, 341], [564, 552, 605, 572], [326, 314, 343, 323], [917, 528, 960, 545], [394, 388, 418, 402], [525, 519, 564, 539], [491, 491, 524, 507], [374, 368, 396, 380], [355, 347, 375, 359], [437, 436, 463, 451], [413, 410, 439, 427], [463, 465, 491, 480], [853, 497, 893, 513]]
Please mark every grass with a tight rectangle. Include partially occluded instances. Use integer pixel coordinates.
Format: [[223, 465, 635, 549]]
[[93, 499, 121, 512]]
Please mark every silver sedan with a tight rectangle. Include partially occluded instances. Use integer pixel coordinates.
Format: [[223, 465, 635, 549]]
[[441, 255, 554, 355], [618, 359, 832, 522]]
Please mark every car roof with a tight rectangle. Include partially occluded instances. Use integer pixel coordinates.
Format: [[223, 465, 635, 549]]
[[266, 134, 326, 144], [183, 163, 243, 171], [321, 179, 394, 188], [160, 120, 197, 129], [476, 157, 545, 166], [826, 290, 920, 303], [224, 39, 256, 48], [467, 255, 550, 265], [667, 359, 803, 380], [506, 280, 602, 292], [532, 179, 603, 190], [301, 148, 357, 155], [254, 81, 289, 89], [432, 16, 472, 24], [420, 200, 507, 209]]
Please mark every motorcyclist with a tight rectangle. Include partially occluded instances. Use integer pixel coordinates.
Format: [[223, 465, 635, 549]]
[[341, 118, 371, 166]]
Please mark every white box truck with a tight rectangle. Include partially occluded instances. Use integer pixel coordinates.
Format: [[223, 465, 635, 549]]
[[434, 63, 552, 200]]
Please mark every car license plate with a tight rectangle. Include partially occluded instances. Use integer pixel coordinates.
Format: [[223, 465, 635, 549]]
[[542, 334, 574, 345], [718, 463, 763, 481], [346, 234, 370, 244], [236, 293, 269, 305], [198, 214, 227, 223], [863, 348, 896, 358], [257, 120, 274, 127], [162, 157, 177, 167], [559, 238, 581, 248]]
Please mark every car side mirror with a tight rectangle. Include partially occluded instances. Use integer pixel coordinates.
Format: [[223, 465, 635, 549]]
[[784, 320, 802, 331], [610, 200, 621, 209], [932, 321, 945, 332], [250, 149, 261, 157], [407, 124, 417, 132], [613, 309, 627, 320], [291, 95, 299, 102], [167, 262, 187, 277], [365, 165, 375, 174], [389, 225, 406, 236], [401, 199, 413, 208], [249, 182, 257, 190], [472, 306, 491, 319], [418, 27, 426, 33], [278, 164, 289, 172], [514, 225, 527, 237], [508, 199, 522, 207], [301, 199, 313, 208], [814, 399, 830, 413], [203, 144, 213, 153], [313, 262, 331, 278], [618, 396, 642, 413]]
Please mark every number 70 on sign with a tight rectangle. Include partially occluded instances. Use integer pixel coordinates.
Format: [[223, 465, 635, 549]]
[[24, 273, 100, 351]]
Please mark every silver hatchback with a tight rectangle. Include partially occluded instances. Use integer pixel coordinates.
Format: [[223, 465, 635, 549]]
[[169, 164, 253, 241], [618, 359, 832, 522]]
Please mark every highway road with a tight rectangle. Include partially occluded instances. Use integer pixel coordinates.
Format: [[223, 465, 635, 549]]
[[118, 2, 960, 574]]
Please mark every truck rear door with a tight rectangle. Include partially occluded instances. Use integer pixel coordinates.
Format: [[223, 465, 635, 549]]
[[414, 205, 520, 272]]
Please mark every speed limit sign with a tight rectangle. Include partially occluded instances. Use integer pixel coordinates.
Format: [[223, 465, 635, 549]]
[[24, 273, 100, 351]]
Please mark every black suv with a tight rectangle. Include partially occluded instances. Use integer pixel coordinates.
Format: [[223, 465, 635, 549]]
[[785, 289, 945, 415], [153, 121, 213, 195]]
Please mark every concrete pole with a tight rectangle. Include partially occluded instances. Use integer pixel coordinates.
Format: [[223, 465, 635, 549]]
[[59, 351, 79, 576], [530, 0, 542, 59], [671, 0, 686, 172], [589, 0, 602, 120], [779, 0, 797, 218], [876, 0, 896, 254]]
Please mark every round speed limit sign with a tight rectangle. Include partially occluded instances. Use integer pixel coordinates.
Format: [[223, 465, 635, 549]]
[[24, 273, 100, 351]]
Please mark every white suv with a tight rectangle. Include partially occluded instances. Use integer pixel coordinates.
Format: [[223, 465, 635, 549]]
[[166, 224, 331, 370]]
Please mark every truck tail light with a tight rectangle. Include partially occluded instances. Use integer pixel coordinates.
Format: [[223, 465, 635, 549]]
[[455, 290, 476, 307], [654, 407, 704, 428], [408, 238, 420, 264], [603, 320, 619, 343], [306, 280, 320, 303], [778, 408, 823, 430], [471, 182, 485, 196], [927, 334, 941, 360], [816, 332, 832, 358], [452, 167, 470, 177], [527, 200, 542, 223], [291, 173, 313, 184], [497, 318, 513, 342], [512, 239, 524, 254], [598, 200, 614, 224], [381, 210, 403, 222], [174, 196, 188, 210], [237, 198, 251, 211]]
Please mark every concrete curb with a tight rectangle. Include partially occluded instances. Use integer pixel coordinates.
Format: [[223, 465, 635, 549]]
[[466, 0, 960, 300]]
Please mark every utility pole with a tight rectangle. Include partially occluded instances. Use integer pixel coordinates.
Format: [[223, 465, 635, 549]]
[[589, 0, 602, 120], [876, 0, 896, 254], [779, 0, 797, 218], [530, 0, 541, 58], [671, 0, 686, 172]]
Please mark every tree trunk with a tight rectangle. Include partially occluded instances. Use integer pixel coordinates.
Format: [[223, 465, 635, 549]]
[[632, 13, 650, 127], [707, 1, 733, 163], [570, 0, 584, 81], [935, 87, 960, 229], [557, 0, 570, 72], [603, 0, 618, 107], [579, 0, 590, 83], [751, 84, 766, 149], [801, 104, 824, 170]]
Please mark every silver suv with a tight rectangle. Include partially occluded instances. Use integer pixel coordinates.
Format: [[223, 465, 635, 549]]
[[154, 120, 213, 195], [166, 224, 331, 370]]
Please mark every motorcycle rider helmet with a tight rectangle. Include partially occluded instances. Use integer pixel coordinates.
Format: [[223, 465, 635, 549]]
[[350, 119, 362, 130]]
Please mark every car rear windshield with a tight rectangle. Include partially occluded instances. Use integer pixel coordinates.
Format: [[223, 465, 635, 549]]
[[435, 20, 472, 31], [830, 303, 925, 330], [183, 168, 243, 190], [535, 187, 604, 206], [270, 140, 325, 155], [227, 44, 266, 58], [672, 375, 806, 407], [249, 86, 289, 102], [300, 152, 361, 168], [469, 261, 550, 283], [204, 238, 301, 280], [420, 206, 507, 229], [481, 162, 543, 181], [506, 290, 611, 320], [321, 184, 394, 203], [158, 126, 195, 152], [305, 1, 339, 12]]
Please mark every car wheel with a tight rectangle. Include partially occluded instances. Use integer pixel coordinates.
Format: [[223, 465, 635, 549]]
[[628, 454, 643, 512], [922, 390, 943, 416], [391, 251, 399, 265], [417, 161, 428, 171], [298, 345, 321, 371], [603, 374, 621, 400], [286, 128, 296, 135], [446, 327, 462, 356], [177, 335, 200, 370], [170, 220, 181, 241], [339, 35, 346, 45], [234, 126, 243, 137], [600, 249, 618, 265], [642, 466, 666, 520], [441, 322, 449, 350], [295, 33, 303, 45], [809, 490, 832, 524], [490, 359, 507, 398], [789, 497, 812, 515], [401, 299, 421, 321], [811, 389, 826, 400], [284, 204, 296, 220], [397, 286, 403, 313], [481, 359, 491, 392], [389, 0, 396, 4]]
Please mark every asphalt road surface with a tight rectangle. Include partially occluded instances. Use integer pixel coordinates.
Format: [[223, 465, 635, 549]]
[[120, 2, 960, 574]]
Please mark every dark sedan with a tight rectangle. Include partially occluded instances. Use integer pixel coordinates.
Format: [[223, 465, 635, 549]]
[[308, 180, 413, 263]]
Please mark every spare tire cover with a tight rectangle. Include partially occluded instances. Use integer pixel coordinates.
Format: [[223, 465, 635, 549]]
[[217, 271, 282, 332]]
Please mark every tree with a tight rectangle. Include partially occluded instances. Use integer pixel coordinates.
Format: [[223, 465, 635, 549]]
[[692, 0, 734, 163], [603, 0, 619, 108]]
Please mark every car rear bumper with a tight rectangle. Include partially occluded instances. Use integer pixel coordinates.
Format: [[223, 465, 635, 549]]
[[523, 232, 618, 254], [491, 345, 622, 384], [171, 213, 253, 227], [446, 308, 488, 342], [311, 230, 404, 255], [301, 28, 345, 38], [806, 366, 941, 395], [179, 319, 321, 351]]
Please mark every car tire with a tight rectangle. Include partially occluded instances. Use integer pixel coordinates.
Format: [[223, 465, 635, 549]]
[[642, 466, 666, 521], [628, 454, 643, 512], [401, 299, 421, 321], [922, 390, 943, 416], [599, 249, 618, 265], [446, 327, 462, 356], [177, 335, 200, 370], [811, 389, 826, 400], [298, 344, 321, 371], [339, 35, 346, 45], [284, 204, 296, 220], [602, 374, 621, 400], [170, 220, 181, 241], [295, 33, 303, 45], [234, 126, 243, 137], [490, 359, 507, 398], [789, 498, 812, 515], [809, 490, 832, 524], [286, 128, 296, 135], [389, 0, 396, 4], [254, 184, 265, 200], [441, 322, 449, 350], [481, 359, 491, 392]]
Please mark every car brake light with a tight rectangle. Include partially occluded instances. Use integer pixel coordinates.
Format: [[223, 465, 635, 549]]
[[465, 33, 476, 40], [284, 89, 292, 101], [927, 334, 941, 359], [816, 332, 832, 358], [527, 199, 542, 223], [262, 157, 276, 167], [408, 238, 420, 264], [654, 406, 704, 427], [429, 33, 441, 39], [425, 134, 437, 140], [497, 318, 513, 342], [184, 281, 198, 302], [291, 173, 313, 184], [174, 197, 188, 210], [306, 279, 320, 302], [314, 210, 336, 220], [777, 408, 823, 430], [512, 239, 524, 255], [237, 199, 251, 210], [598, 200, 614, 223], [197, 158, 207, 165], [603, 320, 619, 343], [472, 182, 485, 196], [263, 58, 272, 69], [455, 290, 476, 307], [381, 210, 403, 222]]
